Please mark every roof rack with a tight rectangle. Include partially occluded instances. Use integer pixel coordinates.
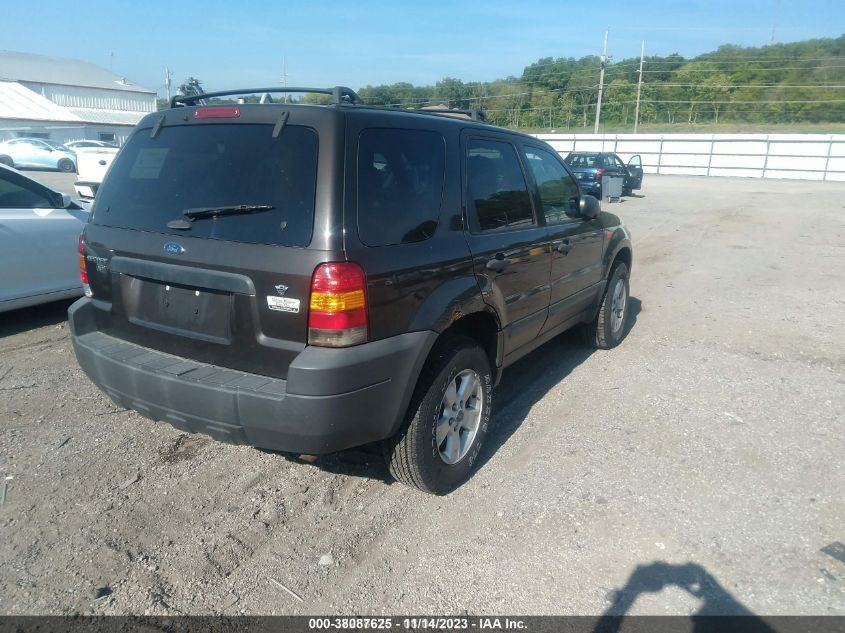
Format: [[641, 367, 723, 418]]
[[169, 86, 361, 109], [416, 107, 488, 122]]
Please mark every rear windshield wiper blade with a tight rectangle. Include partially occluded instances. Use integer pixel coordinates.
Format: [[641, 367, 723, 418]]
[[182, 204, 274, 220]]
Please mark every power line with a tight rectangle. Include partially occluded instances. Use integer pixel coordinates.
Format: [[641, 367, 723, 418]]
[[635, 83, 845, 88], [641, 65, 845, 73], [615, 98, 845, 104], [641, 56, 845, 65]]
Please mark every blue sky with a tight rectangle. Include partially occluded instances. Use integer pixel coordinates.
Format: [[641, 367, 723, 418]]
[[4, 0, 844, 95]]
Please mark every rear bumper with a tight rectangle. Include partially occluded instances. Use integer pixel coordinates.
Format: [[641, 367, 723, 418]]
[[578, 179, 600, 193], [69, 298, 437, 454]]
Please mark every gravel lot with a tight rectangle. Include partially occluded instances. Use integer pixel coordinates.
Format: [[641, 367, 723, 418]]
[[1, 174, 843, 616]]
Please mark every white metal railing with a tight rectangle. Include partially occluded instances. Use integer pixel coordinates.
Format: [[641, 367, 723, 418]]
[[534, 133, 845, 181]]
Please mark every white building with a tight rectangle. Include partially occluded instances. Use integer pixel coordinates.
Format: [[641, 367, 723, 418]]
[[0, 50, 156, 145]]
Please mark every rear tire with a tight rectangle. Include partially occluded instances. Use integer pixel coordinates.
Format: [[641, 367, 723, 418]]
[[58, 158, 75, 172], [0, 155, 13, 168], [583, 262, 630, 349], [384, 336, 492, 495]]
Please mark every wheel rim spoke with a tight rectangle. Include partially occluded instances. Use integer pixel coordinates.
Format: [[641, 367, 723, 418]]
[[461, 407, 481, 433], [446, 431, 461, 463], [456, 373, 478, 402], [443, 381, 457, 409], [435, 416, 450, 446]]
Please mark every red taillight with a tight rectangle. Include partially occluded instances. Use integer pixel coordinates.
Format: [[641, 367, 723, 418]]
[[78, 233, 92, 297], [194, 106, 241, 119], [595, 167, 605, 180], [308, 263, 368, 347]]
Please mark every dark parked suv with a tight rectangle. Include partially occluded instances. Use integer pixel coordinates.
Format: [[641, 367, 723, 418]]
[[69, 86, 632, 494], [564, 151, 644, 199]]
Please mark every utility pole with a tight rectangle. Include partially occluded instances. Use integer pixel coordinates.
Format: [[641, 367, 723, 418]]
[[594, 29, 610, 134], [633, 41, 645, 133], [164, 67, 172, 102]]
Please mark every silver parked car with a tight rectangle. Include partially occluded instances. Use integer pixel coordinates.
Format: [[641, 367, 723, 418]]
[[0, 164, 88, 312], [0, 138, 77, 172]]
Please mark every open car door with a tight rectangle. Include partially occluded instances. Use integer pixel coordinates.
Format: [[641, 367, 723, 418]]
[[626, 155, 643, 191]]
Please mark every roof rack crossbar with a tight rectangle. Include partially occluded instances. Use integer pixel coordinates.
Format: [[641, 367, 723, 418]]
[[169, 86, 360, 108]]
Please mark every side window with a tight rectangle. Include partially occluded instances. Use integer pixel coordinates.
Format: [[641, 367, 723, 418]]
[[357, 128, 445, 246], [524, 147, 581, 224], [0, 174, 54, 209], [466, 139, 534, 232], [612, 156, 626, 169]]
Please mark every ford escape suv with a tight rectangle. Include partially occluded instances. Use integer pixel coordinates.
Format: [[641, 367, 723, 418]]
[[69, 86, 632, 494]]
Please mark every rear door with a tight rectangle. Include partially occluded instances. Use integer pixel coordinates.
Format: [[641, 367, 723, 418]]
[[522, 145, 603, 332], [84, 108, 340, 380], [626, 154, 644, 190], [461, 133, 552, 355], [0, 168, 85, 303]]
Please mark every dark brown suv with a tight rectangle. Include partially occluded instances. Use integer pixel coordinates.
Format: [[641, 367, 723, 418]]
[[69, 86, 632, 494]]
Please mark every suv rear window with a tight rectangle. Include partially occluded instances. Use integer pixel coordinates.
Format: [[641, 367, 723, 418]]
[[357, 128, 445, 246], [93, 124, 318, 247], [566, 154, 599, 168]]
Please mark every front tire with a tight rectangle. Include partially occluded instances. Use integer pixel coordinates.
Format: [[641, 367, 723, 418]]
[[58, 158, 75, 172], [583, 262, 630, 349], [384, 336, 493, 495]]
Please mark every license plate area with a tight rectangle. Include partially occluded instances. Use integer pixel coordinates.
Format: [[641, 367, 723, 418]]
[[122, 276, 233, 344]]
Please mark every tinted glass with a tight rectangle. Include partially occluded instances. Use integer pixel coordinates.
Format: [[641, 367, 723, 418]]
[[0, 174, 52, 208], [466, 139, 533, 232], [524, 147, 581, 224], [566, 154, 599, 168], [357, 128, 445, 246], [93, 124, 318, 247]]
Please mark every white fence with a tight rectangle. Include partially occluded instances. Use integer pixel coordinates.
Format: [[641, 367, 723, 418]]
[[534, 133, 845, 181]]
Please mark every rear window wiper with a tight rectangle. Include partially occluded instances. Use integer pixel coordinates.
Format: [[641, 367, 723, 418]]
[[182, 204, 274, 220]]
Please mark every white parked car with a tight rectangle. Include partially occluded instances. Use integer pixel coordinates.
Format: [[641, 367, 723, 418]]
[[73, 146, 119, 201], [0, 138, 77, 172], [65, 140, 118, 150], [0, 164, 88, 312]]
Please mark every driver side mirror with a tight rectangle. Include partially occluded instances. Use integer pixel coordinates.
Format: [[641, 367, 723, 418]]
[[580, 194, 600, 219], [57, 193, 72, 208]]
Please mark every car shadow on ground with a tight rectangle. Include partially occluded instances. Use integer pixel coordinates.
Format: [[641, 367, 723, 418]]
[[473, 296, 641, 478], [0, 298, 76, 340], [593, 561, 777, 632], [304, 296, 642, 488]]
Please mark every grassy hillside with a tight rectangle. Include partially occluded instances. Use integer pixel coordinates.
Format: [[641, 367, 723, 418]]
[[355, 35, 845, 131]]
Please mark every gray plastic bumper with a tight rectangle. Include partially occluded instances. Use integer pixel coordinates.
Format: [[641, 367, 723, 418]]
[[69, 298, 436, 454]]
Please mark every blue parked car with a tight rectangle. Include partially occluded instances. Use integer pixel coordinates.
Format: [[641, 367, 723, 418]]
[[563, 151, 643, 199]]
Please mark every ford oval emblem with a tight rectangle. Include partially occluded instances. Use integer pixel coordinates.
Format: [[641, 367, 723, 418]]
[[163, 242, 185, 255]]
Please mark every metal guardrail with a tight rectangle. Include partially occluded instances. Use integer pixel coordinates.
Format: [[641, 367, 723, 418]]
[[535, 133, 845, 181]]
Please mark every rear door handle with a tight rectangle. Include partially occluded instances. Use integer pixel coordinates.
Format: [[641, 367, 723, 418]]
[[485, 256, 510, 272], [555, 240, 571, 255]]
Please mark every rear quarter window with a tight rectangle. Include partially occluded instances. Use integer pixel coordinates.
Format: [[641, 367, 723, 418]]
[[357, 128, 445, 247]]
